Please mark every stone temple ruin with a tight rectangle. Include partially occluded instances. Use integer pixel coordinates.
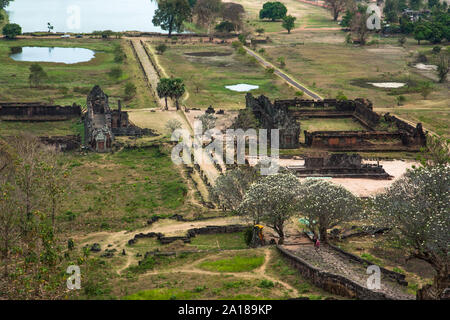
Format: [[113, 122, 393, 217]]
[[243, 93, 427, 151], [84, 85, 154, 152], [288, 153, 392, 179], [245, 94, 301, 149]]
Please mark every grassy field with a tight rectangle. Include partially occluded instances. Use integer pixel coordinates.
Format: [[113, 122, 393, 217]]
[[59, 146, 199, 233], [152, 42, 297, 109], [258, 34, 449, 137], [0, 118, 83, 136], [225, 0, 338, 33], [199, 253, 265, 272], [0, 38, 155, 109]]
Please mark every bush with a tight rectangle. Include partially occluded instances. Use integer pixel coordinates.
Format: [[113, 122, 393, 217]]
[[237, 47, 247, 55], [295, 91, 304, 97], [215, 21, 235, 33], [124, 82, 137, 100], [156, 43, 167, 55], [232, 41, 243, 49], [108, 67, 123, 79], [432, 46, 441, 54], [265, 67, 275, 75], [2, 23, 22, 39], [244, 227, 253, 246], [336, 91, 348, 101], [258, 279, 274, 288], [113, 44, 126, 63]]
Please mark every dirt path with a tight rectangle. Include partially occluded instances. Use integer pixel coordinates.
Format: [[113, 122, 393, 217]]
[[141, 248, 300, 297], [244, 46, 322, 100], [284, 244, 414, 300]]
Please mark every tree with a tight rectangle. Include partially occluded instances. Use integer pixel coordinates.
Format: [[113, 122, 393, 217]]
[[124, 82, 137, 100], [297, 179, 362, 243], [384, 0, 399, 23], [215, 21, 236, 33], [47, 22, 54, 33], [238, 173, 301, 244], [210, 166, 259, 211], [436, 53, 449, 83], [157, 78, 172, 110], [193, 0, 223, 33], [324, 0, 347, 21], [165, 119, 182, 133], [419, 81, 434, 99], [373, 165, 449, 299], [28, 64, 47, 88], [282, 15, 296, 34], [2, 23, 21, 39], [259, 2, 287, 21], [341, 10, 354, 28], [152, 0, 192, 38], [350, 6, 370, 45], [409, 0, 422, 10], [195, 113, 217, 133], [0, 0, 13, 9], [418, 134, 450, 167], [414, 23, 430, 45], [168, 78, 185, 110], [221, 2, 245, 31]]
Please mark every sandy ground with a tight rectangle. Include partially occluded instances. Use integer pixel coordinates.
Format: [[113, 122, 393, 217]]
[[248, 157, 418, 197]]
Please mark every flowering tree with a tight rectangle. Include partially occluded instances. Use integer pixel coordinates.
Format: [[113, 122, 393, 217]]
[[297, 179, 362, 243], [210, 166, 259, 212], [238, 173, 301, 244], [373, 165, 449, 300]]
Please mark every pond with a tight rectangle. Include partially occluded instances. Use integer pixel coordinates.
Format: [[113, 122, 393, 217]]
[[225, 84, 260, 92], [367, 82, 406, 88], [6, 0, 164, 33], [10, 47, 96, 64]]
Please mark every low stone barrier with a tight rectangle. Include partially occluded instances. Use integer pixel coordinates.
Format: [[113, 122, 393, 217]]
[[276, 245, 394, 300], [128, 224, 248, 246]]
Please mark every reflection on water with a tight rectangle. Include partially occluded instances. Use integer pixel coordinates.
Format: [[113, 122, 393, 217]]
[[6, 0, 163, 33], [10, 47, 96, 64]]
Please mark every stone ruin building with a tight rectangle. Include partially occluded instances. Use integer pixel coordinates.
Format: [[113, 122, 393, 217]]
[[243, 94, 426, 151], [84, 85, 154, 152], [244, 93, 301, 149], [287, 153, 392, 179]]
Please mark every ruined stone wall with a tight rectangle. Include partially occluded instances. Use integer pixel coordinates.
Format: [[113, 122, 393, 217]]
[[384, 113, 426, 146], [304, 131, 402, 149], [0, 103, 81, 121], [38, 135, 81, 151], [277, 246, 394, 300]]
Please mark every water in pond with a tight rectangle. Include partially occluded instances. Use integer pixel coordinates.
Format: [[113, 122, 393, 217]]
[[368, 82, 406, 88], [225, 84, 260, 92], [10, 47, 95, 64], [6, 0, 164, 33]]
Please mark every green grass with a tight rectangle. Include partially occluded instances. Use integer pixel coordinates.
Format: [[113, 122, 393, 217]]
[[154, 43, 297, 109], [198, 254, 264, 272], [189, 232, 247, 250], [300, 118, 365, 142], [0, 118, 81, 136], [123, 288, 197, 300], [60, 146, 188, 233]]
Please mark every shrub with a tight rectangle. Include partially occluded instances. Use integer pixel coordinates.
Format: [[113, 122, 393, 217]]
[[108, 67, 123, 79], [432, 46, 441, 54], [265, 67, 275, 75], [244, 227, 253, 246], [113, 44, 126, 63], [155, 43, 167, 55], [232, 41, 243, 49], [237, 47, 246, 55], [258, 279, 274, 288], [295, 91, 304, 97], [2, 23, 22, 39], [336, 91, 348, 101], [124, 82, 137, 100]]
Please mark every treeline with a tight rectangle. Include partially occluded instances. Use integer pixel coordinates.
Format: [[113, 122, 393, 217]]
[[152, 0, 246, 37]]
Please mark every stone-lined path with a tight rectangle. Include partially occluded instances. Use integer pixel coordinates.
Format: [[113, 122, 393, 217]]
[[283, 243, 414, 300], [244, 46, 323, 100]]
